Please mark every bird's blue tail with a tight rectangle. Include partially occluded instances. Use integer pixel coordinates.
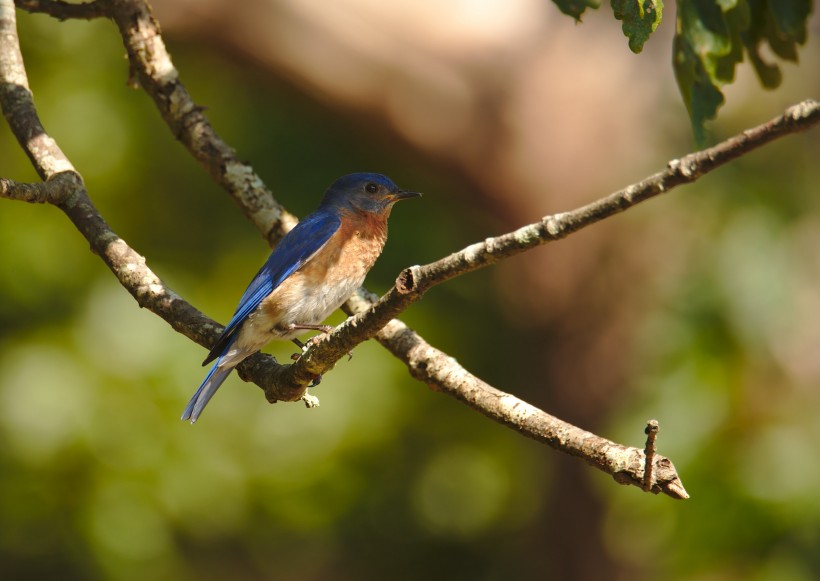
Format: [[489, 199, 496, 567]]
[[181, 349, 246, 423]]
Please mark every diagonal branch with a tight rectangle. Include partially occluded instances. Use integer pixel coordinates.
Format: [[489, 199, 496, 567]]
[[398, 99, 820, 293], [1, 0, 304, 401], [375, 316, 689, 499], [102, 0, 297, 245], [238, 102, 816, 499], [0, 7, 73, 179], [8, 0, 817, 497], [17, 0, 297, 243], [92, 0, 818, 396], [286, 99, 820, 381]]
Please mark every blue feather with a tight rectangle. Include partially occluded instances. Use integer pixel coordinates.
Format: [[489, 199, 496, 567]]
[[180, 353, 235, 422], [202, 209, 341, 365], [183, 172, 420, 423], [182, 209, 342, 423]]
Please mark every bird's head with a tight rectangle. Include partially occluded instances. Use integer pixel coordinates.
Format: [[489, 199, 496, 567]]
[[321, 173, 421, 216]]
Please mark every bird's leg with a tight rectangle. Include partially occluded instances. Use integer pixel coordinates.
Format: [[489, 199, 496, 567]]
[[287, 323, 353, 386], [288, 323, 335, 386], [288, 322, 334, 335], [288, 323, 333, 357], [289, 322, 357, 355]]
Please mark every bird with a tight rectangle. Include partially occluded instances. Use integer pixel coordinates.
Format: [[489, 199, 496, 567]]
[[181, 172, 421, 423]]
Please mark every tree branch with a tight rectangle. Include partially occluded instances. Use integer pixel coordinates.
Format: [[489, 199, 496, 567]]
[[250, 101, 816, 500], [285, 99, 820, 381], [0, 174, 67, 203], [95, 0, 297, 245], [0, 4, 73, 180], [1, 0, 337, 404], [14, 0, 105, 20], [398, 99, 820, 293], [643, 420, 660, 492], [7, 0, 817, 498], [375, 313, 689, 498]]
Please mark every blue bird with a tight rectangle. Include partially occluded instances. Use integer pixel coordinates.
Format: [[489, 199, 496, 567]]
[[182, 173, 421, 423]]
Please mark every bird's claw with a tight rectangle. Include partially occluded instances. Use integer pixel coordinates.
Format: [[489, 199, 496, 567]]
[[291, 328, 343, 361], [288, 327, 351, 383], [304, 333, 327, 350]]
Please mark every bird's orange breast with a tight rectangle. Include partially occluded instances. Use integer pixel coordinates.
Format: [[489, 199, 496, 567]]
[[310, 210, 388, 286], [255, 209, 389, 335]]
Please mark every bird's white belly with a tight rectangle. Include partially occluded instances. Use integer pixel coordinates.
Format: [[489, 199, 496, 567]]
[[275, 276, 364, 333], [234, 273, 365, 350], [233, 217, 386, 352]]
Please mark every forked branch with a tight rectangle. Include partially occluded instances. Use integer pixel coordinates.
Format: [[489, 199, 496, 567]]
[[7, 0, 820, 498]]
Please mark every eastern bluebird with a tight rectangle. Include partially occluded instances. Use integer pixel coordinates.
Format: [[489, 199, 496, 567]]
[[181, 172, 420, 423]]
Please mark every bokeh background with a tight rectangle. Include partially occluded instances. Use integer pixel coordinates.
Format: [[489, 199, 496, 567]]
[[1, 1, 819, 579]]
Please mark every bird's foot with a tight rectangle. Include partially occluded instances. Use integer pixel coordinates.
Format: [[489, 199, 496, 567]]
[[303, 332, 330, 351], [289, 326, 339, 360], [287, 323, 333, 337], [288, 325, 352, 376], [291, 338, 307, 359]]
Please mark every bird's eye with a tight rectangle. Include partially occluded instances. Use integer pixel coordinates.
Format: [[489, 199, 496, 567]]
[[365, 183, 378, 194]]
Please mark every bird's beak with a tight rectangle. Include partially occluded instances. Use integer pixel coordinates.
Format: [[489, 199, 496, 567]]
[[390, 189, 422, 202]]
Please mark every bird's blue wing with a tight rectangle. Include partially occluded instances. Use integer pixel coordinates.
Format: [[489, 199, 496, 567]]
[[203, 210, 342, 364]]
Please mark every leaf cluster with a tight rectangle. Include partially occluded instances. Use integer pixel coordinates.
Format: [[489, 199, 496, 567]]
[[552, 0, 813, 143]]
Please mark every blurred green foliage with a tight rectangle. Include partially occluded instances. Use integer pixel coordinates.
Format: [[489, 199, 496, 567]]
[[1, 6, 819, 581], [605, 130, 820, 579]]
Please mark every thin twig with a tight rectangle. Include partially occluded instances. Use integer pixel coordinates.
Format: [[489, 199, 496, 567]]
[[15, 0, 105, 20], [400, 100, 820, 295], [0, 2, 74, 179], [0, 175, 64, 203], [643, 419, 660, 492]]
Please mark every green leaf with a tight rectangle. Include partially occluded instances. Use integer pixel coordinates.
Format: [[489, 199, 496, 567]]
[[673, 0, 735, 144], [768, 0, 811, 45], [552, 0, 602, 21], [673, 33, 726, 145], [611, 0, 665, 53], [740, 0, 812, 76], [673, 0, 812, 145]]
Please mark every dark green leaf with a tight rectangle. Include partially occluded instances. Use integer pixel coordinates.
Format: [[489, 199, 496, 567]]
[[673, 0, 736, 144], [741, 0, 811, 68], [673, 0, 812, 144], [768, 0, 811, 44], [673, 32, 725, 145], [552, 0, 601, 21], [611, 0, 664, 53]]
